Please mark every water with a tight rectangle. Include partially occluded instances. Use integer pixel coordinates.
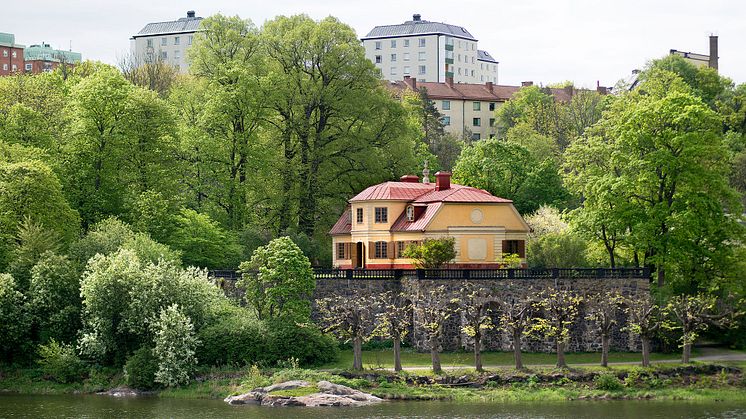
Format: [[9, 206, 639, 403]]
[[1, 394, 745, 419]]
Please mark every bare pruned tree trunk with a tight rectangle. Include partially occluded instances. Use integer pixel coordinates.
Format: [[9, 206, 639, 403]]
[[641, 337, 651, 367], [556, 340, 567, 369], [431, 345, 442, 374], [513, 332, 524, 370], [353, 337, 363, 371], [393, 338, 402, 372], [601, 333, 610, 367]]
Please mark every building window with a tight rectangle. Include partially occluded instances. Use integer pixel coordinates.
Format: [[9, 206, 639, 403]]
[[2, 50, 7, 57], [390, 67, 397, 75], [419, 38, 426, 47], [473, 102, 481, 111], [457, 54, 461, 62], [356, 208, 363, 223], [391, 40, 396, 48], [442, 116, 450, 126], [472, 57, 475, 64], [12, 51, 16, 58], [375, 207, 388, 223], [375, 55, 382, 64], [11, 64, 16, 71], [458, 68, 461, 75], [391, 53, 397, 62], [472, 133, 481, 140], [442, 100, 450, 110], [397, 241, 406, 257], [418, 51, 426, 61], [375, 41, 382, 50], [489, 118, 495, 127], [418, 65, 426, 75], [471, 69, 475, 76], [2, 64, 6, 71], [147, 39, 153, 48], [504, 240, 524, 256], [406, 205, 414, 221], [489, 102, 496, 111], [418, 78, 426, 82], [189, 36, 193, 45], [160, 51, 168, 59], [25, 63, 32, 71], [173, 36, 179, 45], [403, 66, 410, 75], [174, 50, 180, 60], [337, 243, 346, 259], [375, 241, 388, 259], [161, 37, 167, 46], [473, 117, 481, 126], [404, 39, 410, 47], [403, 52, 410, 61]]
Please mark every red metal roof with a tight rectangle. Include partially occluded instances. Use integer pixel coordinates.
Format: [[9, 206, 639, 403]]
[[414, 184, 512, 203], [329, 207, 352, 235], [390, 202, 442, 231], [349, 181, 435, 202]]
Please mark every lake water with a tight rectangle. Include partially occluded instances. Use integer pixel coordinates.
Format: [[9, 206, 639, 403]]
[[1, 394, 745, 418]]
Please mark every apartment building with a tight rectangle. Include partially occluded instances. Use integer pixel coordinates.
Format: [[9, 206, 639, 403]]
[[393, 77, 580, 140], [0, 33, 25, 75], [130, 10, 202, 73], [362, 14, 498, 84], [23, 43, 82, 74]]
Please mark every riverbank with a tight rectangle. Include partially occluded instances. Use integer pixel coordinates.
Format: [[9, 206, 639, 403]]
[[4, 358, 745, 403]]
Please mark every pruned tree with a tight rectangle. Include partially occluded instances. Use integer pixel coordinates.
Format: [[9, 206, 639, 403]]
[[497, 292, 536, 370], [454, 281, 494, 372], [623, 295, 664, 367], [585, 290, 624, 367], [663, 293, 743, 363], [533, 288, 583, 368], [408, 281, 454, 373], [373, 291, 412, 372], [316, 294, 378, 371]]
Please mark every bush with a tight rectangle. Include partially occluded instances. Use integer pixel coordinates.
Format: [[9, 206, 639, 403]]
[[37, 340, 86, 383], [152, 304, 199, 387], [0, 273, 31, 363], [197, 308, 266, 366], [124, 347, 158, 390], [28, 252, 81, 344], [594, 373, 623, 391], [264, 318, 339, 367]]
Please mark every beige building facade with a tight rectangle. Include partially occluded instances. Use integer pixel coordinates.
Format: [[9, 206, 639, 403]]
[[362, 14, 498, 84]]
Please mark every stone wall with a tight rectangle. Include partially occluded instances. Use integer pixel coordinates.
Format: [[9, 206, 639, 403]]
[[312, 275, 648, 353]]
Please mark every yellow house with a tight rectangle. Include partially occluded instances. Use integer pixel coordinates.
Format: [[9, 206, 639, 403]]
[[330, 171, 529, 269]]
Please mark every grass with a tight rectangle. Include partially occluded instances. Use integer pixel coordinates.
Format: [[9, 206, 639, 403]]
[[319, 349, 687, 370], [269, 385, 319, 397]]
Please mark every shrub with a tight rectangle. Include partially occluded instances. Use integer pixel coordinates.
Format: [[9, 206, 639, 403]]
[[152, 304, 199, 387], [196, 308, 266, 366], [594, 373, 623, 391], [264, 318, 339, 367], [28, 252, 81, 344], [0, 273, 31, 363], [402, 237, 456, 268], [241, 364, 271, 390], [124, 347, 158, 390], [37, 339, 86, 383]]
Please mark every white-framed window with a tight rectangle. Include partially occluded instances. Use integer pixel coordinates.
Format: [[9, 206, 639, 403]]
[[2, 50, 7, 57], [161, 37, 167, 46], [419, 38, 426, 47], [406, 205, 414, 221], [390, 66, 397, 75], [391, 53, 397, 62], [375, 241, 388, 259], [337, 242, 346, 259], [375, 41, 382, 50], [391, 40, 396, 48], [147, 39, 153, 48], [12, 51, 16, 58], [442, 116, 451, 126], [442, 100, 450, 110], [25, 63, 32, 71], [471, 69, 475, 76], [2, 64, 7, 71], [403, 52, 410, 61], [458, 54, 461, 62], [375, 55, 382, 64], [174, 50, 180, 62], [472, 57, 475, 64], [397, 241, 406, 257], [418, 65, 426, 75], [375, 207, 388, 223], [174, 36, 180, 45], [418, 52, 426, 61], [160, 51, 168, 59], [418, 78, 426, 82], [404, 39, 410, 47], [11, 64, 16, 71], [473, 101, 481, 111], [356, 208, 363, 223], [403, 66, 410, 75]]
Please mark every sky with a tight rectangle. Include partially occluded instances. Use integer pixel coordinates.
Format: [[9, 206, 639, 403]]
[[2, 0, 744, 88]]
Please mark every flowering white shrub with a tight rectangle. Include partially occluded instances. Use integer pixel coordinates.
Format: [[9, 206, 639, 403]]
[[152, 304, 199, 387]]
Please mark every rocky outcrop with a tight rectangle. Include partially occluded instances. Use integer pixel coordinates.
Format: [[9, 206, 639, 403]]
[[224, 380, 383, 407], [97, 386, 147, 397]]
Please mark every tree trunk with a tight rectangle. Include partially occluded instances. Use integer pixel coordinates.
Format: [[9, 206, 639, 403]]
[[431, 347, 442, 374], [512, 332, 524, 370], [641, 337, 651, 367], [682, 342, 692, 364], [601, 333, 610, 367], [352, 336, 363, 371], [474, 334, 483, 372], [556, 340, 567, 369], [393, 338, 402, 372]]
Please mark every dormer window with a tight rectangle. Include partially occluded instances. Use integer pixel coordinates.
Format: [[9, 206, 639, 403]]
[[406, 205, 414, 221]]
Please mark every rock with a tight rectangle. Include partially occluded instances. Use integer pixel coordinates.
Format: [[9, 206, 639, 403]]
[[226, 380, 382, 408], [224, 392, 263, 405], [317, 380, 383, 403], [263, 380, 310, 393], [262, 395, 307, 407], [98, 386, 143, 397]]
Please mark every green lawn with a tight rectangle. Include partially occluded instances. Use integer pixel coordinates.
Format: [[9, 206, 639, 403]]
[[320, 349, 688, 370]]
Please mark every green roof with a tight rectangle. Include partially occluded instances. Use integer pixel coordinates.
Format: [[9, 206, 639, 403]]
[[24, 44, 81, 63], [0, 32, 24, 48]]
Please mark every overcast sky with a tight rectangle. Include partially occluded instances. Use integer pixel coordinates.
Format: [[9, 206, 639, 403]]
[[2, 0, 744, 88]]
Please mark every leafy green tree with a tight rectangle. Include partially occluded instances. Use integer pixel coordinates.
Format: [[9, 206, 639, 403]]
[[497, 290, 537, 370], [0, 273, 30, 363], [402, 237, 456, 268], [28, 252, 81, 344], [528, 231, 589, 268], [452, 139, 568, 213], [372, 291, 412, 372], [152, 304, 200, 387], [8, 217, 61, 290], [316, 294, 378, 371], [533, 288, 583, 369], [167, 209, 242, 269], [407, 282, 454, 374], [238, 236, 315, 321], [585, 290, 624, 367], [455, 282, 494, 372], [623, 295, 663, 367]]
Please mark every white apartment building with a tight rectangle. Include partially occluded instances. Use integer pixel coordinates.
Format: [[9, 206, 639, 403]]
[[130, 10, 202, 73], [362, 14, 498, 84]]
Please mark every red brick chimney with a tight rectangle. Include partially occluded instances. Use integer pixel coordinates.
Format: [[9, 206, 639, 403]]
[[485, 81, 494, 93], [400, 174, 420, 183], [445, 76, 454, 87], [435, 171, 451, 191], [403, 75, 416, 90], [521, 81, 533, 87]]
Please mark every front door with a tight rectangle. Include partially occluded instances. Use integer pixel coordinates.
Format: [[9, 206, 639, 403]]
[[355, 242, 365, 268]]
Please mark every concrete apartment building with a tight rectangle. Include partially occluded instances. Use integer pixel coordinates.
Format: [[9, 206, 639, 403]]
[[392, 77, 582, 140], [130, 10, 202, 73], [362, 14, 498, 84], [670, 35, 718, 70], [0, 33, 25, 75]]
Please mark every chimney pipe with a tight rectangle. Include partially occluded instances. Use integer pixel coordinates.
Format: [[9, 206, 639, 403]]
[[445, 76, 454, 87], [521, 81, 533, 87], [400, 175, 420, 183], [187, 10, 196, 18], [709, 35, 718, 70], [403, 75, 416, 90], [435, 171, 451, 191], [485, 81, 493, 93], [413, 14, 421, 21]]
